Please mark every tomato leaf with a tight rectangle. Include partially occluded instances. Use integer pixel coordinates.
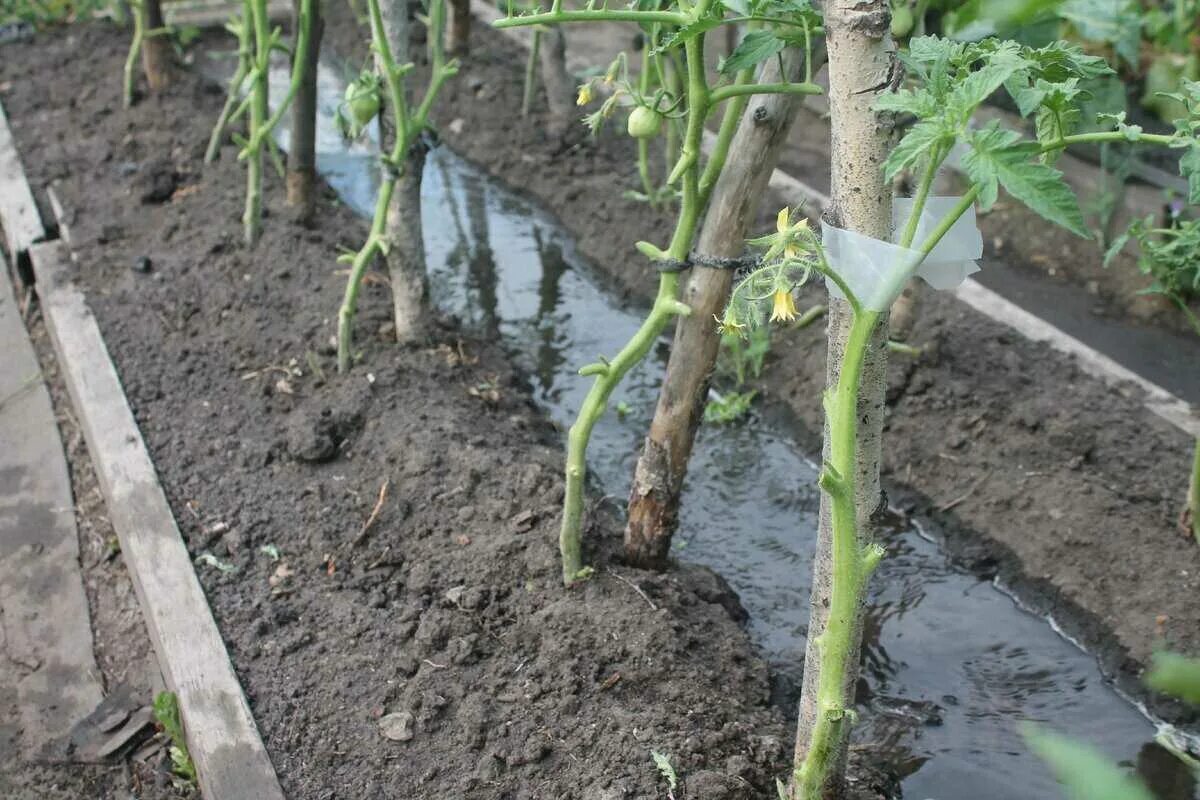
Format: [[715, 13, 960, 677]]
[[962, 124, 1089, 237], [720, 30, 785, 76], [884, 119, 951, 181]]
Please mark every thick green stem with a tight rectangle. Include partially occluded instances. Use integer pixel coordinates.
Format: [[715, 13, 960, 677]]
[[521, 28, 541, 116], [206, 1, 253, 163], [242, 0, 269, 247], [698, 67, 752, 208], [707, 80, 821, 104], [557, 20, 713, 585], [793, 307, 885, 797], [123, 0, 145, 108], [338, 178, 397, 372], [239, 0, 313, 240]]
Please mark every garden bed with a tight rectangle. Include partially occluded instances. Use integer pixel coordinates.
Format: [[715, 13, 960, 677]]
[[316, 9, 1200, 725], [0, 22, 903, 800]]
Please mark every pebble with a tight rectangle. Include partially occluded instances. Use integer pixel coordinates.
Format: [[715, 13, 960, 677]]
[[132, 255, 152, 273], [378, 711, 414, 742]]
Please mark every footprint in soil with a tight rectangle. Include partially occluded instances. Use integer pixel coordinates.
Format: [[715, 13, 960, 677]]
[[132, 158, 180, 205], [285, 385, 369, 463]]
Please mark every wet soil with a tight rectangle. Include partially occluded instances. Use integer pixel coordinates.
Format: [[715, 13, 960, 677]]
[[319, 11, 1200, 726], [0, 23, 901, 800]]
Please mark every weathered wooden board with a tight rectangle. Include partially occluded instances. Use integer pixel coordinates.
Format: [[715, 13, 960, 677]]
[[0, 101, 44, 272], [163, 0, 291, 27], [29, 240, 285, 800], [0, 246, 103, 761]]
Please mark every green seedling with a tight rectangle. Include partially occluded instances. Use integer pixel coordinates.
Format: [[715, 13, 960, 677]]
[[153, 691, 197, 786]]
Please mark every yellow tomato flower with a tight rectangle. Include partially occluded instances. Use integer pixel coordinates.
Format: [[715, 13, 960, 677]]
[[776, 207, 790, 233], [770, 288, 798, 323], [577, 84, 594, 106], [716, 311, 745, 335]]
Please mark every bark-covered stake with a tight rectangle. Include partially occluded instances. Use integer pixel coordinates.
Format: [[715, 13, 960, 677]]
[[123, 0, 172, 108], [717, 35, 1200, 799], [790, 3, 893, 793], [336, 0, 458, 371], [496, 0, 824, 585], [625, 43, 821, 568], [286, 0, 323, 223]]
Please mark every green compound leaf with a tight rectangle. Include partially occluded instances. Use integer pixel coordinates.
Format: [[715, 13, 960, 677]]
[[1058, 0, 1142, 68], [720, 29, 785, 76], [1025, 727, 1155, 800], [1180, 144, 1200, 205], [962, 124, 1089, 238], [650, 12, 723, 55], [883, 119, 949, 181]]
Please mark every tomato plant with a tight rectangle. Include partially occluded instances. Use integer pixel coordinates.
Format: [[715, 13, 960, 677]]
[[496, 0, 824, 584], [720, 33, 1200, 797], [335, 0, 458, 372]]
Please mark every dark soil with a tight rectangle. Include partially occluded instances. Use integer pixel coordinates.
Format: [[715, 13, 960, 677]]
[[0, 22, 899, 800], [321, 10, 1200, 726]]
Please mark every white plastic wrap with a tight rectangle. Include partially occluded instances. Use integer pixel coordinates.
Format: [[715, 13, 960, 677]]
[[822, 195, 982, 310], [822, 225, 923, 311], [894, 196, 983, 290]]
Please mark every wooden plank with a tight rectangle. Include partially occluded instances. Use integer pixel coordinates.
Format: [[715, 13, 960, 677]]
[[0, 247, 103, 760], [28, 240, 286, 800], [0, 101, 44, 271], [163, 0, 291, 26]]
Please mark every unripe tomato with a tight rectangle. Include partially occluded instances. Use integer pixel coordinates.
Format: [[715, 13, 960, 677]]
[[344, 76, 381, 136], [891, 4, 914, 38], [627, 105, 663, 140]]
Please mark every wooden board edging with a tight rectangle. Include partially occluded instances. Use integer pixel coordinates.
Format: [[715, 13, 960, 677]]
[[0, 100, 45, 276], [28, 239, 286, 800]]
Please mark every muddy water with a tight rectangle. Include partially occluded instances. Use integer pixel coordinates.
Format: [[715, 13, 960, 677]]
[[265, 63, 1197, 799]]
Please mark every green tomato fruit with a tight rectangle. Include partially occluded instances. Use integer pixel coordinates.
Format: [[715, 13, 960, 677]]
[[627, 105, 663, 140], [344, 77, 381, 136], [890, 4, 914, 38]]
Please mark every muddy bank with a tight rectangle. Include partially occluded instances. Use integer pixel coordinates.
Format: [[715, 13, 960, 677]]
[[320, 10, 1200, 726], [0, 23, 904, 799]]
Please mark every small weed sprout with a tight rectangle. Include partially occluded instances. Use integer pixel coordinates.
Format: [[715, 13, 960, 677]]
[[1105, 213, 1200, 336], [651, 750, 678, 799], [152, 691, 197, 787]]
